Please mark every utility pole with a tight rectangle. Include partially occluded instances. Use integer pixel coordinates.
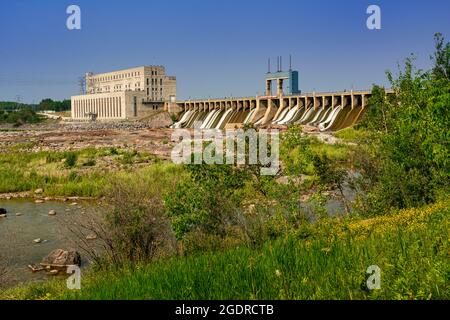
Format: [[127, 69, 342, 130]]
[[15, 95, 22, 110], [78, 76, 86, 95]]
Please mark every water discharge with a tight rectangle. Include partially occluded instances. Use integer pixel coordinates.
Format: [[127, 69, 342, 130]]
[[173, 102, 357, 131]]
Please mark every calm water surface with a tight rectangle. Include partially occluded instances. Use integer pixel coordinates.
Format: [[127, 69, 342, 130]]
[[0, 199, 93, 286]]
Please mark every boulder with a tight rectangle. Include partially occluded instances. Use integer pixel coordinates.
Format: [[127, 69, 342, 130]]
[[48, 210, 57, 216], [34, 188, 43, 195], [0, 208, 6, 215], [33, 238, 42, 244], [41, 249, 81, 267]]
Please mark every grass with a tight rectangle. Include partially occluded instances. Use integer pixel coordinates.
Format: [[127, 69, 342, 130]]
[[54, 111, 71, 117], [2, 200, 448, 300], [0, 148, 181, 197], [0, 127, 351, 197], [280, 131, 355, 177], [334, 127, 370, 143], [309, 142, 353, 162]]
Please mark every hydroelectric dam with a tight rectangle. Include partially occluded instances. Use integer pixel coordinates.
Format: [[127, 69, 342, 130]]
[[169, 89, 372, 132], [167, 59, 378, 132]]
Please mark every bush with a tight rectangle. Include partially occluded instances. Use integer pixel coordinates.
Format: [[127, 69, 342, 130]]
[[103, 178, 175, 264], [0, 108, 43, 126], [64, 152, 78, 168], [61, 165, 181, 267], [165, 163, 250, 240], [355, 34, 450, 214], [119, 150, 138, 165]]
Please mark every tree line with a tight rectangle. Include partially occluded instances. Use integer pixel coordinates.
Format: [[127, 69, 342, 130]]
[[0, 99, 70, 112]]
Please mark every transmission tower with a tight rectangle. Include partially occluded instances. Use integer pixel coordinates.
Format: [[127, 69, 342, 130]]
[[78, 76, 86, 95]]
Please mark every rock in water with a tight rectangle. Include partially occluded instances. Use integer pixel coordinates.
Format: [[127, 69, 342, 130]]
[[28, 264, 45, 272], [48, 210, 57, 216], [0, 208, 6, 215], [41, 249, 81, 267], [33, 238, 42, 244], [86, 234, 97, 240]]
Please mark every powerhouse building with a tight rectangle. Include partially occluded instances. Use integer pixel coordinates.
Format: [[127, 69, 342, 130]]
[[71, 66, 176, 120]]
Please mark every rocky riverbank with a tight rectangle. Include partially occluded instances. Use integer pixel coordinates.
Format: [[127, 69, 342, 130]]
[[0, 191, 97, 201]]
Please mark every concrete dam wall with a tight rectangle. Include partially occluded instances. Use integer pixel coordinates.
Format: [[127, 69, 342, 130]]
[[170, 90, 372, 132]]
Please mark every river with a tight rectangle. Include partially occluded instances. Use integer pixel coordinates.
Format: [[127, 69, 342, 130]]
[[0, 199, 91, 287]]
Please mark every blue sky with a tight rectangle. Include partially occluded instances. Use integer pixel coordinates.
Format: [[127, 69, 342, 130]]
[[0, 0, 449, 103]]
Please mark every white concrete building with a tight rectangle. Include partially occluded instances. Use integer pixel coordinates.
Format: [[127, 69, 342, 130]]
[[71, 66, 176, 120]]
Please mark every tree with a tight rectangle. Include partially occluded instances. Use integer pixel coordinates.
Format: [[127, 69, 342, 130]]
[[38, 98, 54, 111], [355, 34, 450, 214], [431, 33, 450, 81], [37, 99, 71, 112]]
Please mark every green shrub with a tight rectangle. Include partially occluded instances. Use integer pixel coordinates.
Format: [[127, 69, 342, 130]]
[[355, 34, 450, 214], [0, 108, 43, 126], [64, 152, 78, 168], [165, 163, 250, 240]]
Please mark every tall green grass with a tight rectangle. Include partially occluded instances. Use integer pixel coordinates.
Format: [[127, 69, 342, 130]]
[[0, 149, 182, 197], [334, 127, 370, 142], [3, 201, 447, 300]]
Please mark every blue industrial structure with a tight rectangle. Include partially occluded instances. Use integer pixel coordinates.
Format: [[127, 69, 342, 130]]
[[265, 56, 301, 96]]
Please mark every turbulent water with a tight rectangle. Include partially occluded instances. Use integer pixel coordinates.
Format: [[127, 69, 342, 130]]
[[0, 200, 91, 286], [172, 104, 361, 131]]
